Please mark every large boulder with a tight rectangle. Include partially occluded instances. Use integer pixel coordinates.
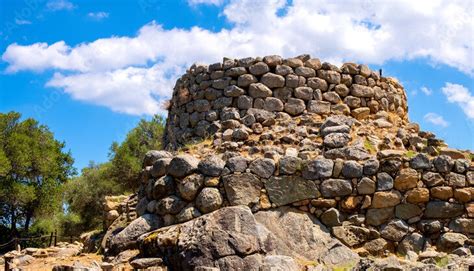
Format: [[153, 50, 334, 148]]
[[139, 206, 359, 270], [109, 214, 161, 253]]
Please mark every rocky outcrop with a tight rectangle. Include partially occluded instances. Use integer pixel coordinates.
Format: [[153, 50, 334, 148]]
[[103, 55, 474, 270]]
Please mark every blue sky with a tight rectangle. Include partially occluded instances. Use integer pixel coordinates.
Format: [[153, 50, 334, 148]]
[[1, 0, 473, 172]]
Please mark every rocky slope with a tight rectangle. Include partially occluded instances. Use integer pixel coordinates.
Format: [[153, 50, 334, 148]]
[[101, 55, 474, 270]]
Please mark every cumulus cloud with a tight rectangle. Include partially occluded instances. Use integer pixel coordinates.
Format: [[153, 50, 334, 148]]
[[87, 12, 109, 21], [424, 113, 450, 127], [442, 82, 474, 119], [2, 0, 473, 115], [46, 0, 76, 11]]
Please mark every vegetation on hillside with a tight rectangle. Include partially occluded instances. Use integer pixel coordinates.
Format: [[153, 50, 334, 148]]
[[0, 111, 165, 245]]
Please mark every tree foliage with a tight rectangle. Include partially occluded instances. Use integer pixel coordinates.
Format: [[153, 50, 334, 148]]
[[0, 112, 75, 238]]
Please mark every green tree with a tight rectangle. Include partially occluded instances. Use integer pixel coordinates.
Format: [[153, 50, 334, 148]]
[[0, 112, 75, 237], [108, 114, 165, 191]]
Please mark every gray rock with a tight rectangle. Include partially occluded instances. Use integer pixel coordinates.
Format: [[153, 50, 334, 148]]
[[249, 158, 276, 178], [437, 232, 468, 252], [294, 86, 313, 101], [224, 85, 245, 97], [341, 160, 363, 178], [195, 187, 223, 214], [307, 77, 328, 91], [453, 159, 469, 173], [449, 218, 474, 234], [263, 97, 284, 112], [176, 206, 201, 223], [249, 83, 272, 98], [323, 133, 350, 148], [317, 69, 341, 84], [275, 65, 293, 76], [323, 91, 341, 104], [320, 208, 342, 227], [295, 66, 316, 77], [130, 258, 163, 269], [398, 233, 425, 255], [265, 176, 320, 206], [242, 114, 256, 127], [395, 203, 422, 220], [261, 73, 285, 88], [249, 61, 270, 75], [194, 99, 212, 112], [260, 255, 299, 271], [350, 84, 374, 97], [380, 219, 409, 242], [320, 125, 350, 137], [424, 201, 464, 218], [284, 98, 306, 115], [302, 158, 334, 180], [409, 153, 431, 170], [279, 156, 302, 175], [422, 172, 444, 187], [144, 150, 173, 167], [366, 207, 394, 226], [363, 159, 380, 175], [344, 96, 361, 108], [110, 214, 161, 253], [376, 172, 394, 191], [233, 128, 249, 141], [433, 155, 453, 173], [152, 175, 175, 199], [418, 220, 442, 234], [198, 155, 225, 177], [237, 95, 253, 109], [364, 238, 390, 256], [307, 100, 331, 114], [225, 66, 247, 77], [357, 177, 376, 194], [177, 173, 204, 201], [254, 207, 359, 268], [467, 171, 474, 185], [156, 195, 186, 215], [223, 173, 263, 206], [168, 154, 200, 178], [447, 172, 466, 187], [320, 179, 352, 197], [150, 158, 172, 178], [226, 156, 248, 173], [332, 225, 371, 247], [263, 55, 283, 67]]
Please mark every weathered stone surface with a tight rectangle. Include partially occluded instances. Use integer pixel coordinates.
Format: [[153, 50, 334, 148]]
[[449, 218, 474, 234], [397, 233, 425, 255], [238, 74, 258, 87], [295, 66, 316, 77], [307, 77, 328, 91], [323, 133, 351, 148], [405, 188, 429, 203], [152, 175, 175, 199], [249, 83, 272, 98], [261, 73, 285, 88], [320, 125, 350, 137], [249, 158, 276, 178], [110, 214, 161, 253], [195, 187, 223, 214], [320, 179, 352, 197], [266, 176, 320, 206], [307, 100, 330, 114], [422, 172, 444, 187], [302, 158, 334, 180], [263, 97, 284, 112], [284, 98, 306, 115], [294, 87, 313, 101], [226, 156, 248, 173], [249, 62, 270, 75], [144, 150, 173, 167], [317, 70, 341, 84], [223, 173, 263, 206], [130, 258, 163, 269], [394, 168, 418, 191], [350, 84, 374, 97], [364, 238, 392, 256], [320, 208, 342, 227], [198, 155, 225, 177], [341, 160, 363, 178], [433, 155, 453, 173], [156, 195, 186, 215], [380, 219, 408, 242], [150, 158, 172, 178], [453, 188, 472, 202], [430, 186, 453, 200], [377, 172, 394, 191], [279, 156, 302, 175], [409, 153, 431, 170], [168, 155, 200, 178], [424, 201, 464, 218], [447, 172, 466, 187], [332, 225, 371, 247], [395, 203, 422, 220], [371, 191, 401, 208], [363, 159, 380, 175], [366, 207, 394, 226], [254, 207, 359, 268], [437, 233, 468, 252], [357, 177, 375, 194]]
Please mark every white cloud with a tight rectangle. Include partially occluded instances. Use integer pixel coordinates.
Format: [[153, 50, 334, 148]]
[[2, 0, 474, 115], [46, 0, 75, 11], [87, 12, 109, 21], [424, 113, 450, 127], [420, 86, 432, 95], [15, 19, 32, 25], [442, 82, 474, 119], [188, 0, 223, 6]]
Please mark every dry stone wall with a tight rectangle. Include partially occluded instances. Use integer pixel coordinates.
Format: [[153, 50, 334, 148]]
[[164, 54, 408, 150], [127, 55, 473, 258]]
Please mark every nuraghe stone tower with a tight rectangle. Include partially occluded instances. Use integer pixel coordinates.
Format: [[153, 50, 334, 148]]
[[104, 55, 474, 270]]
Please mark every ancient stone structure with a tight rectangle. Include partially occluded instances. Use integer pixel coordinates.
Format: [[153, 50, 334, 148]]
[[104, 55, 474, 270]]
